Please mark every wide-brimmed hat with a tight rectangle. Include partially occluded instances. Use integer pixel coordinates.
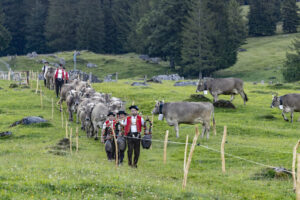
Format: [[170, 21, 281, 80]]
[[107, 112, 115, 117], [117, 110, 127, 115], [129, 105, 139, 110]]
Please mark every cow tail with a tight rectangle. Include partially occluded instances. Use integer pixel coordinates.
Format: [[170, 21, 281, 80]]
[[243, 91, 248, 102], [212, 111, 216, 136]]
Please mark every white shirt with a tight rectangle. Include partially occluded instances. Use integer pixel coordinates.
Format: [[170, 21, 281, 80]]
[[43, 65, 48, 79], [57, 69, 63, 79], [122, 116, 144, 133]]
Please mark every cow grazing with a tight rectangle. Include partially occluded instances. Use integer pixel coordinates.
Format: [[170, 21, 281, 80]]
[[270, 93, 300, 123], [152, 101, 216, 139], [196, 78, 248, 105]]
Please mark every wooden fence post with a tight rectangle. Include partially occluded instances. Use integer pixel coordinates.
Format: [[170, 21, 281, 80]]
[[111, 127, 118, 167], [221, 126, 227, 173], [297, 154, 300, 199], [182, 126, 200, 190], [76, 127, 79, 153], [40, 87, 43, 109], [35, 77, 39, 94], [293, 140, 300, 191], [184, 135, 189, 171], [61, 105, 64, 128], [69, 128, 72, 154], [65, 120, 68, 138], [52, 98, 54, 120], [163, 130, 169, 164]]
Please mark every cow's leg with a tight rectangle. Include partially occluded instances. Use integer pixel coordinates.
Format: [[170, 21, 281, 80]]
[[201, 125, 206, 139], [230, 95, 235, 102], [204, 122, 210, 140], [68, 108, 73, 121], [282, 111, 289, 121], [76, 111, 80, 124], [174, 123, 179, 138], [212, 93, 218, 102], [291, 111, 294, 123], [239, 91, 246, 105]]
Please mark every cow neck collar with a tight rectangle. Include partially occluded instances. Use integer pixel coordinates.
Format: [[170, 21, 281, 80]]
[[159, 103, 164, 114]]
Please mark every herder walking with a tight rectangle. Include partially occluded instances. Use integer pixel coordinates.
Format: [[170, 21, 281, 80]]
[[101, 112, 117, 161], [122, 105, 146, 168], [54, 64, 65, 98], [42, 61, 49, 87], [115, 110, 127, 165]]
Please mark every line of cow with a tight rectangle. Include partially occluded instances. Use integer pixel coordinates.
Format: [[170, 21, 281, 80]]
[[44, 75, 299, 140], [57, 79, 125, 140]]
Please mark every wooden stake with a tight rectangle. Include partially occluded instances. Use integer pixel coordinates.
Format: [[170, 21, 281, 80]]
[[61, 104, 64, 128], [111, 126, 118, 167], [297, 154, 300, 199], [76, 127, 79, 153], [35, 77, 39, 94], [65, 120, 68, 138], [69, 128, 72, 154], [163, 130, 169, 164], [8, 70, 10, 81], [293, 140, 300, 191], [51, 98, 54, 120], [40, 87, 43, 109], [221, 126, 227, 173], [184, 135, 189, 171], [182, 126, 200, 190]]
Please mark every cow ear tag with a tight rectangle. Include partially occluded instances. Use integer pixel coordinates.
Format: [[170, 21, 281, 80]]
[[158, 114, 164, 121], [279, 105, 283, 110], [204, 90, 208, 95]]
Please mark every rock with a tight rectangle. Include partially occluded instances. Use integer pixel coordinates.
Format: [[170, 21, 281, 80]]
[[261, 80, 264, 84], [104, 74, 116, 82], [131, 82, 149, 86], [41, 59, 48, 64], [253, 82, 257, 85], [59, 58, 66, 65], [27, 52, 38, 58], [68, 70, 102, 83], [86, 63, 97, 68], [152, 74, 184, 82], [0, 131, 12, 137], [9, 83, 18, 88], [147, 77, 162, 84], [213, 100, 236, 109], [174, 81, 197, 86], [10, 116, 47, 127], [238, 48, 247, 52], [139, 55, 150, 61], [149, 57, 161, 64], [0, 87, 3, 90]]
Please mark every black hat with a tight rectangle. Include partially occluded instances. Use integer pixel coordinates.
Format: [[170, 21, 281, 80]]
[[117, 110, 127, 115], [129, 105, 139, 110], [107, 112, 115, 117]]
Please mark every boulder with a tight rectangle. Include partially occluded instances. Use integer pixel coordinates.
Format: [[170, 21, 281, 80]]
[[213, 100, 236, 109], [152, 74, 184, 82], [27, 52, 38, 58], [174, 81, 197, 86], [86, 63, 97, 68], [131, 82, 149, 86], [104, 74, 116, 82], [139, 55, 150, 61], [68, 70, 102, 83], [0, 131, 12, 137], [59, 58, 66, 65], [10, 116, 47, 127]]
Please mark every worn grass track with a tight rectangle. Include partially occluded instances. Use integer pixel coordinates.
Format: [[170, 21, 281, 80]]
[[0, 79, 300, 199]]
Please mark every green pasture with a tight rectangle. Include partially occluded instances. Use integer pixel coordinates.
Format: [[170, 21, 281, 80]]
[[1, 79, 300, 199]]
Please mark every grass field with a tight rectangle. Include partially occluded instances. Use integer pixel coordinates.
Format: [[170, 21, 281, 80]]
[[1, 79, 300, 199]]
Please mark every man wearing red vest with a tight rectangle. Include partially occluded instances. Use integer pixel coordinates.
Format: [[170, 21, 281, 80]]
[[63, 67, 69, 83], [101, 112, 117, 160], [122, 105, 146, 168], [54, 64, 65, 98]]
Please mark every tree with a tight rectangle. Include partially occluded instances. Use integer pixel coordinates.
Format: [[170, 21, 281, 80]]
[[76, 0, 105, 53], [45, 0, 77, 52], [248, 0, 278, 36], [1, 0, 27, 55], [137, 0, 191, 69], [181, 0, 246, 77], [283, 36, 300, 82], [25, 0, 48, 53], [0, 8, 11, 52], [281, 0, 299, 33]]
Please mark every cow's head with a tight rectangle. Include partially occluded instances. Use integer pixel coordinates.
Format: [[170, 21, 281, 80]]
[[68, 90, 81, 111], [270, 93, 280, 108], [85, 103, 95, 122], [152, 100, 164, 114], [196, 79, 205, 92]]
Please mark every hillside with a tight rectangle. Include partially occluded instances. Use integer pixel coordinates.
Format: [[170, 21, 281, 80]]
[[1, 79, 300, 199], [214, 32, 300, 82], [0, 52, 173, 80]]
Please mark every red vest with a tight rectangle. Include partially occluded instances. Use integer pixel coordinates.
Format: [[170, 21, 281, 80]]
[[55, 69, 65, 79], [105, 120, 116, 129], [125, 115, 142, 136]]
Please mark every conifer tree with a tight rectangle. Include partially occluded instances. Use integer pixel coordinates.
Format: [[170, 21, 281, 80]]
[[281, 0, 299, 33]]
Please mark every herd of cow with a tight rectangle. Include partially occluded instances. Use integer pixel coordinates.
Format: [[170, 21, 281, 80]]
[[43, 76, 300, 140]]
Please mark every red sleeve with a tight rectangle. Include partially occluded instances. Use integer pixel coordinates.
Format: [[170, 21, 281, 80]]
[[54, 70, 58, 78]]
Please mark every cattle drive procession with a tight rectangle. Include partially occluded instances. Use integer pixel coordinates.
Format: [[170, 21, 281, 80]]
[[1, 0, 300, 199]]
